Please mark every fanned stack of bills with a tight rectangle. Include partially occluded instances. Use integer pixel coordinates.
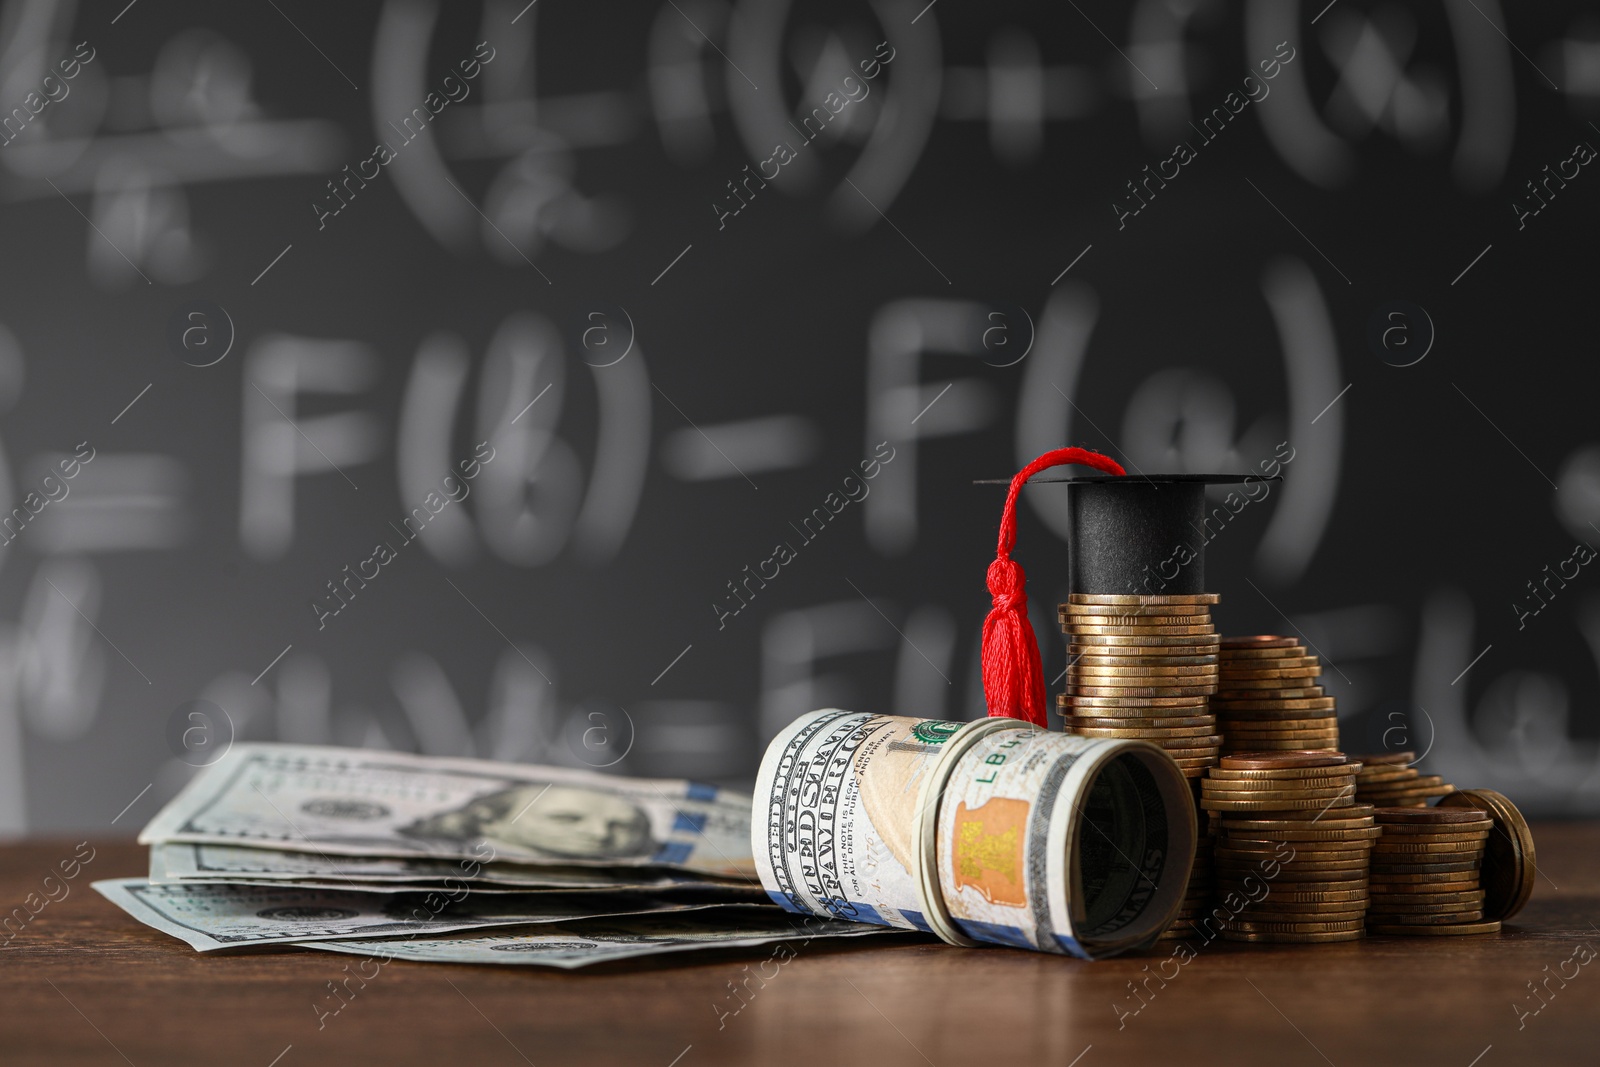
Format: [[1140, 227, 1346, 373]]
[[99, 743, 894, 968]]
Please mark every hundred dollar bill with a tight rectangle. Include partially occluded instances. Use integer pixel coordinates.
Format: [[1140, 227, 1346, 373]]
[[304, 906, 901, 969], [150, 842, 757, 896], [139, 743, 753, 877], [753, 710, 1195, 959], [92, 878, 735, 952]]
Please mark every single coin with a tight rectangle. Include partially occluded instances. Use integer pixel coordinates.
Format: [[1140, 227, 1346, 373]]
[[1372, 830, 1490, 845], [1216, 710, 1344, 726], [1058, 692, 1210, 706], [1218, 827, 1383, 843], [1072, 635, 1224, 649], [1234, 908, 1370, 923], [1376, 819, 1493, 834], [1218, 662, 1321, 678], [1216, 647, 1312, 660], [1220, 752, 1349, 770], [1221, 929, 1366, 943], [1220, 636, 1300, 649], [1220, 816, 1374, 832], [1069, 645, 1220, 659], [1364, 910, 1485, 925], [1366, 920, 1501, 936], [1216, 688, 1327, 702], [1220, 726, 1342, 740], [1437, 788, 1536, 922], [1368, 862, 1481, 875], [1203, 796, 1357, 813], [1223, 739, 1341, 752], [1072, 654, 1221, 667], [1202, 784, 1357, 801], [1368, 872, 1481, 886], [1207, 766, 1360, 781], [1376, 809, 1484, 825], [1203, 779, 1357, 795], [1244, 890, 1370, 903], [1351, 751, 1415, 765], [1368, 893, 1486, 909], [1069, 593, 1221, 605], [1075, 664, 1221, 677], [1224, 918, 1366, 933], [1065, 684, 1218, 698], [1063, 613, 1214, 626], [1210, 697, 1338, 711], [1066, 624, 1218, 637], [1069, 725, 1220, 740], [1065, 714, 1217, 729]]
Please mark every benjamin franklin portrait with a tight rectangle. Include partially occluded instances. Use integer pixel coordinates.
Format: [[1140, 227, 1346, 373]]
[[399, 783, 655, 860]]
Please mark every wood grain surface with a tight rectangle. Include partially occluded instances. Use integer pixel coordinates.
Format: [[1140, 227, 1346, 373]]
[[1, 828, 1596, 1067]]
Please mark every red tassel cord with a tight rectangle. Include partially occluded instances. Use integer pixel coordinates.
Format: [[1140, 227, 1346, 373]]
[[982, 447, 1125, 727]]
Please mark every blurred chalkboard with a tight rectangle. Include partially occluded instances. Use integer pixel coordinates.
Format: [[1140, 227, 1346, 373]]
[[2, 0, 1598, 833]]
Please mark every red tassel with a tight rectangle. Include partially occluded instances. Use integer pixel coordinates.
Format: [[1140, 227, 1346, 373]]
[[982, 447, 1125, 727]]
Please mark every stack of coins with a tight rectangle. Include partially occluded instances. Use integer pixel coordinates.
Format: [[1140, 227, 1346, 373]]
[[1057, 593, 1222, 778], [1200, 751, 1372, 943], [1213, 637, 1338, 755], [1366, 807, 1496, 935], [1160, 801, 1216, 939], [1350, 751, 1455, 807]]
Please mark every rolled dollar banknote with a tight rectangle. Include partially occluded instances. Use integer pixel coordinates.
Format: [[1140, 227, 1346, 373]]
[[753, 709, 1195, 958]]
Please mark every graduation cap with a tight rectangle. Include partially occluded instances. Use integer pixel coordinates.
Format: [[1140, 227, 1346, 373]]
[[977, 447, 1277, 727]]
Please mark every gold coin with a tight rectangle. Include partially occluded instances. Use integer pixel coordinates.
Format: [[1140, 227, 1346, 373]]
[[1222, 740, 1340, 753], [1216, 708, 1341, 721], [1210, 697, 1337, 711], [1202, 798, 1359, 813], [1072, 635, 1223, 649], [1065, 684, 1217, 698], [1069, 593, 1221, 605], [1206, 766, 1360, 781], [1220, 636, 1300, 649], [1216, 688, 1327, 701], [1246, 890, 1370, 903], [1218, 662, 1322, 678], [1220, 725, 1341, 738], [1224, 918, 1366, 933], [1368, 862, 1480, 875], [1219, 827, 1383, 843], [1376, 820, 1493, 835], [1215, 673, 1321, 687], [1202, 783, 1356, 799], [1073, 651, 1221, 664], [1217, 646, 1311, 660], [1074, 664, 1220, 677], [1368, 893, 1486, 909], [1068, 725, 1218, 740], [1065, 714, 1217, 729], [1059, 705, 1215, 720], [1368, 871, 1481, 885], [1222, 929, 1366, 943], [1366, 920, 1501, 936], [1365, 910, 1485, 925], [1065, 623, 1217, 637], [1058, 695, 1210, 709], [1236, 908, 1370, 924], [1374, 830, 1490, 845], [1065, 613, 1214, 627], [1220, 817, 1374, 833]]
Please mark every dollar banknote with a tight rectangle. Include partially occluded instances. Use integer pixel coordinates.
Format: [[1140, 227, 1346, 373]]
[[150, 842, 758, 896], [303, 906, 902, 969], [139, 744, 753, 877], [92, 878, 736, 952], [753, 710, 1195, 959]]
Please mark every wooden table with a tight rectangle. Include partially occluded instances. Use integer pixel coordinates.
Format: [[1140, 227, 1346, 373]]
[[2, 828, 1595, 1066]]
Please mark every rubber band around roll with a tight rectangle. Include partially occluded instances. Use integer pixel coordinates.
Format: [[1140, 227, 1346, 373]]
[[909, 716, 1042, 948]]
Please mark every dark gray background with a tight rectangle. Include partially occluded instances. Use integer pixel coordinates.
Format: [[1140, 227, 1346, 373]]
[[2, 0, 1597, 833]]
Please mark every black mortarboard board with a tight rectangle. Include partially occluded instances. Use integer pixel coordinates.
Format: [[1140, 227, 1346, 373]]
[[974, 447, 1280, 727], [1005, 473, 1280, 595]]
